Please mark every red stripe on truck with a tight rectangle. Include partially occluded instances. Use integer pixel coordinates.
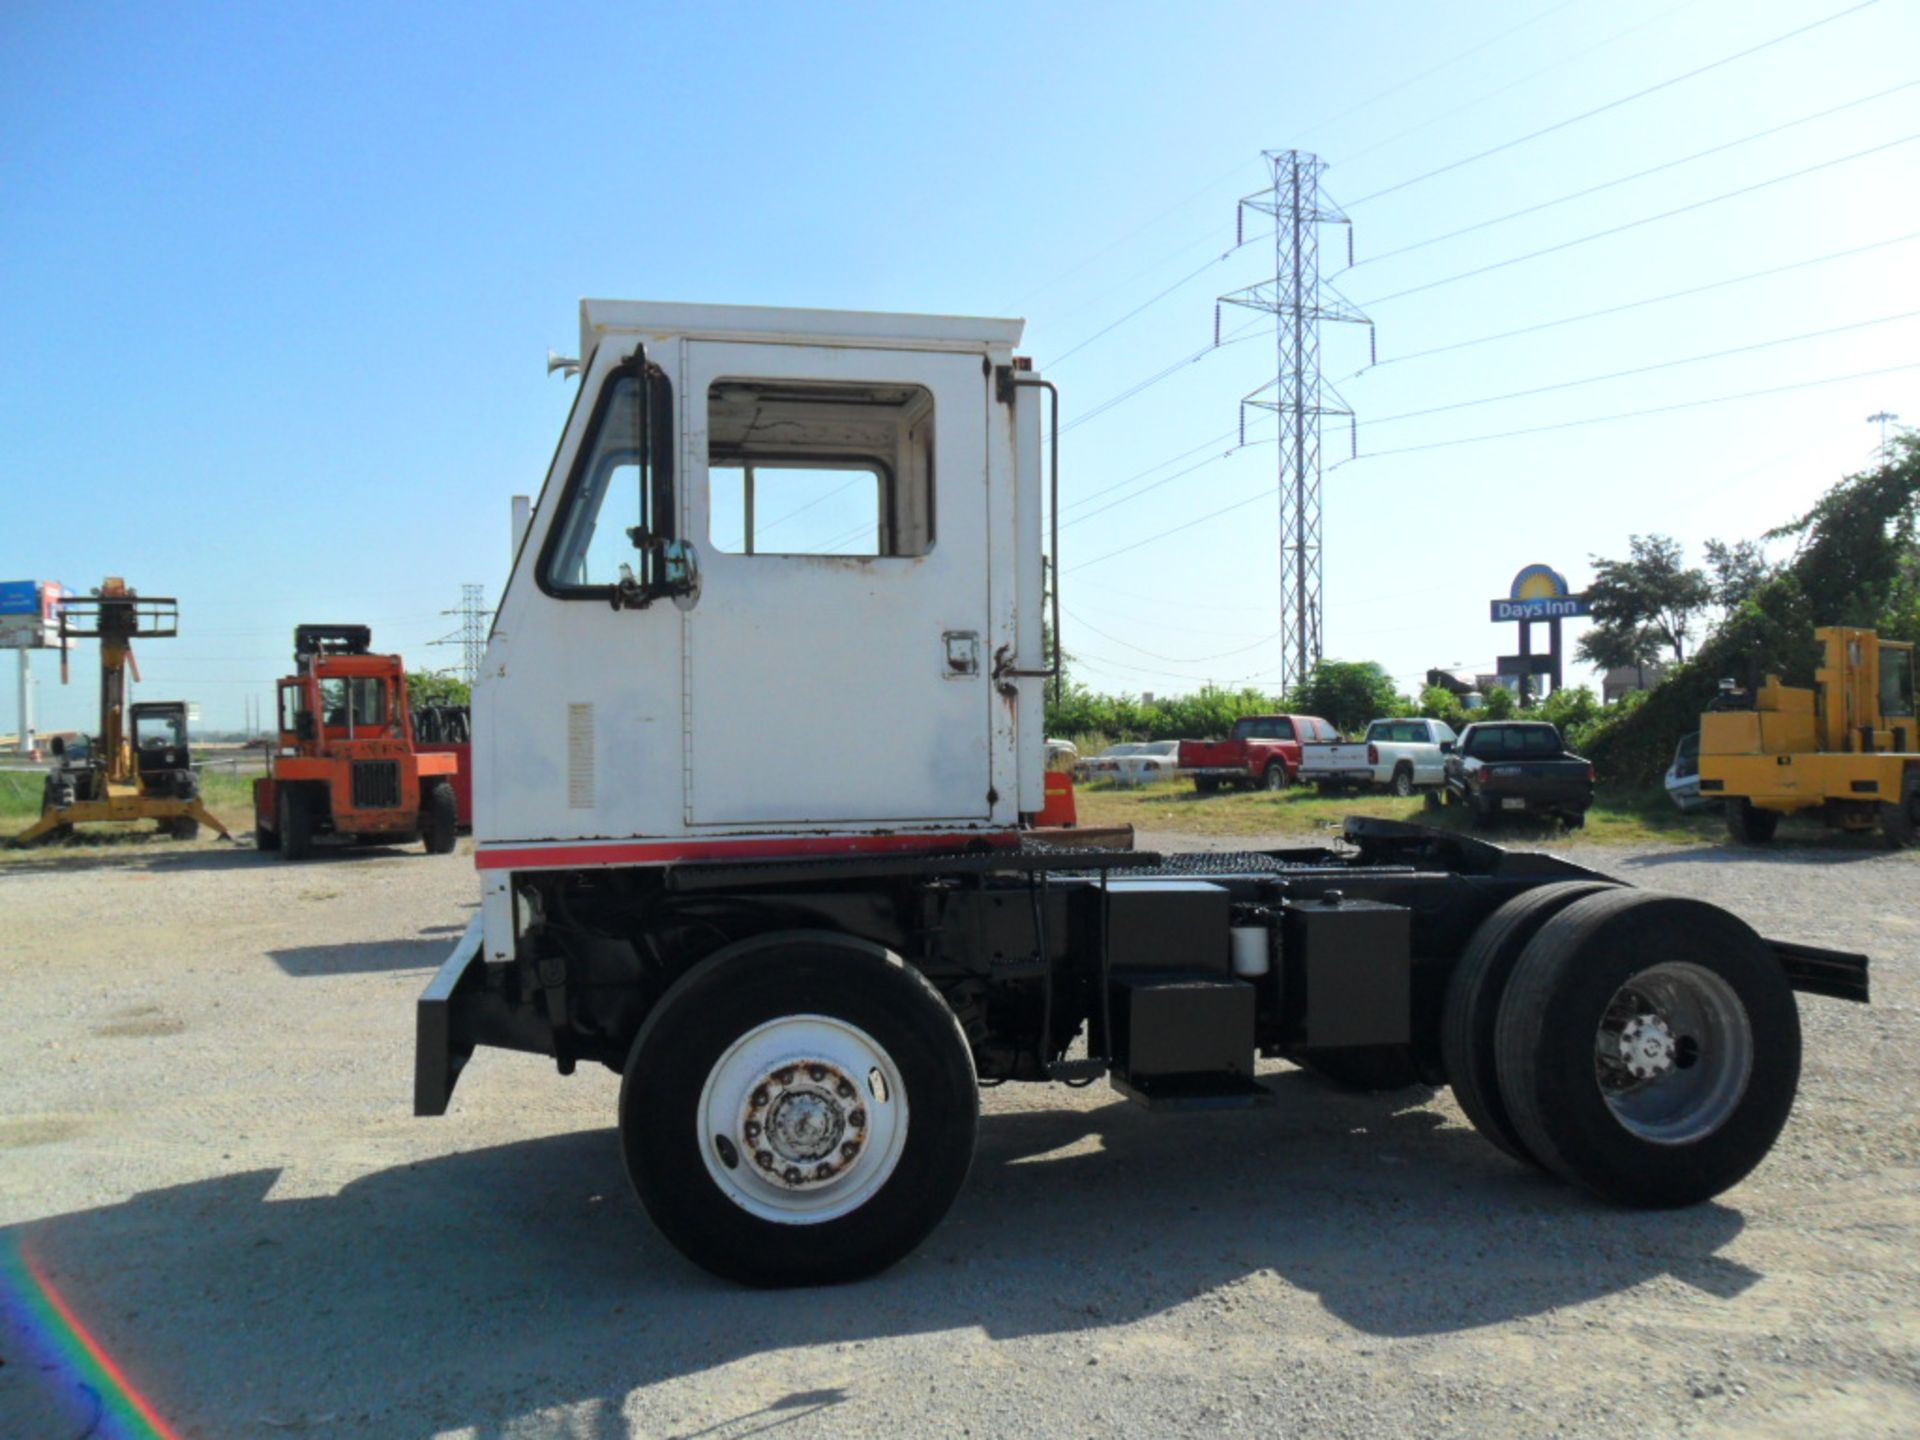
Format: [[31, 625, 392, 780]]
[[474, 829, 1022, 871]]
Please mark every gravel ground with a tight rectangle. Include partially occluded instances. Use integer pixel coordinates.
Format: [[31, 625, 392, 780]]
[[2, 832, 1917, 1438]]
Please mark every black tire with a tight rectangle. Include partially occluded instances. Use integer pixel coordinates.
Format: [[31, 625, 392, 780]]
[[1298, 1045, 1429, 1093], [1423, 788, 1443, 812], [1725, 797, 1779, 845], [1263, 762, 1289, 792], [1441, 881, 1618, 1164], [421, 781, 458, 855], [255, 817, 280, 852], [277, 785, 313, 861], [168, 816, 200, 841], [1880, 769, 1919, 848], [1468, 792, 1498, 829], [1494, 889, 1801, 1208], [1194, 776, 1219, 795], [1390, 765, 1415, 798], [620, 933, 979, 1286]]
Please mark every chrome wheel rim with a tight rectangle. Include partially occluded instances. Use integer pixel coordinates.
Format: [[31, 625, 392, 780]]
[[1594, 961, 1752, 1144], [697, 1014, 909, 1223]]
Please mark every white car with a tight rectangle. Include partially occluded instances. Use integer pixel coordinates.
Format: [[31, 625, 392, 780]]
[[1045, 738, 1080, 771], [1075, 740, 1181, 787], [1665, 732, 1715, 812]]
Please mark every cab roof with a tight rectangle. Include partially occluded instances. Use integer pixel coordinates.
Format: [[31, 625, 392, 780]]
[[579, 300, 1024, 362]]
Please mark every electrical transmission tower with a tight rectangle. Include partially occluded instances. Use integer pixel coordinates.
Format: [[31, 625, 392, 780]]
[[1219, 150, 1371, 693], [432, 583, 490, 685]]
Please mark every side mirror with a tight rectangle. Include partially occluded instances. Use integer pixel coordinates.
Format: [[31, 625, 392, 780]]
[[1439, 740, 1454, 754]]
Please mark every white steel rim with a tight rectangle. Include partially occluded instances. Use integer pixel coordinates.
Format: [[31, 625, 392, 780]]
[[697, 1014, 909, 1224]]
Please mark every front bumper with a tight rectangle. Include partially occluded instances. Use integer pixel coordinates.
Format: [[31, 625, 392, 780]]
[[415, 916, 484, 1116]]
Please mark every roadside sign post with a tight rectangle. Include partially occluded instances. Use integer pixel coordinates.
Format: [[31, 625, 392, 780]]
[[1488, 566, 1589, 706], [1, 580, 65, 756]]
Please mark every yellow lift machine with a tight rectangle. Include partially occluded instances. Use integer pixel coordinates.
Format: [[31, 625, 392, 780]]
[[1699, 625, 1918, 845], [14, 578, 231, 846]]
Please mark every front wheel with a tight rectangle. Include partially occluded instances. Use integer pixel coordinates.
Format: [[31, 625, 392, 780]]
[[620, 934, 979, 1286], [420, 781, 458, 854], [1725, 797, 1779, 845], [277, 785, 313, 861]]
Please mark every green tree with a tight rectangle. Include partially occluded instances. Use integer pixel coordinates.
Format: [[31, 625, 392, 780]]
[[1579, 534, 1712, 666], [1703, 538, 1772, 611], [1585, 434, 1920, 786], [1482, 686, 1517, 720], [1289, 659, 1403, 735], [1416, 684, 1467, 729], [408, 670, 472, 708]]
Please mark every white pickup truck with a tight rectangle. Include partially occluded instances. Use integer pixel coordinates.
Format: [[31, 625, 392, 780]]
[[1299, 716, 1459, 796]]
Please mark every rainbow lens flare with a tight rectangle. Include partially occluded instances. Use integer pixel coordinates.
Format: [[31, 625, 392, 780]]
[[1, 1234, 183, 1440]]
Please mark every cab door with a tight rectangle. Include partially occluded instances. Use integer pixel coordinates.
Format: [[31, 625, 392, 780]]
[[681, 340, 994, 826]]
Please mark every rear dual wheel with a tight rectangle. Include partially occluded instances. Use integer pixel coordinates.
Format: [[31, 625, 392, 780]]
[[1447, 887, 1800, 1207], [620, 934, 978, 1286]]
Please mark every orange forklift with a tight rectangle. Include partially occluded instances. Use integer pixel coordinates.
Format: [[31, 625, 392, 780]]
[[253, 625, 459, 860]]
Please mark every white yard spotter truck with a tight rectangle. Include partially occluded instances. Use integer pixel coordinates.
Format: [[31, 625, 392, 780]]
[[417, 300, 1869, 1287]]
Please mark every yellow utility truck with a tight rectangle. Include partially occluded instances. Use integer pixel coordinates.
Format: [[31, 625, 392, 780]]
[[1700, 626, 1917, 845]]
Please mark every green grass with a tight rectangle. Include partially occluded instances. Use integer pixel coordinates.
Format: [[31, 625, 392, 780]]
[[1072, 777, 1726, 846]]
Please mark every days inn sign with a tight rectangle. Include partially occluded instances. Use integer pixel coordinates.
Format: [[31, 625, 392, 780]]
[[1489, 564, 1591, 623]]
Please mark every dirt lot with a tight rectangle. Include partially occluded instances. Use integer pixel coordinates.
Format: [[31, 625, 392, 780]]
[[3, 831, 1918, 1439]]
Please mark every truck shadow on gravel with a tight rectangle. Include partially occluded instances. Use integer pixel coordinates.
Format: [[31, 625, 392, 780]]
[[6, 1074, 1759, 1436]]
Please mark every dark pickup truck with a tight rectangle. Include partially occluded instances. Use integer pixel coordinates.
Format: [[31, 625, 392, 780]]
[[1444, 720, 1595, 828]]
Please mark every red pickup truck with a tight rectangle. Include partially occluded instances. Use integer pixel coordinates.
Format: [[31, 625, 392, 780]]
[[1177, 713, 1339, 793]]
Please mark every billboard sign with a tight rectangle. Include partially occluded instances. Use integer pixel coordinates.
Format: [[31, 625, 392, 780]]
[[0, 581, 63, 649], [1488, 564, 1589, 623]]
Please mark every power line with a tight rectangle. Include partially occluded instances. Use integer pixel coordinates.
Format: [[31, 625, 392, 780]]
[[1067, 361, 1920, 570], [1351, 79, 1919, 269], [1292, 0, 1588, 149], [1064, 434, 1272, 530], [1350, 228, 1920, 374], [1357, 308, 1920, 431], [1063, 607, 1283, 664], [1345, 0, 1883, 207], [1063, 423, 1248, 512], [1043, 246, 1250, 369], [1016, 0, 1595, 340], [1055, 316, 1266, 439], [1333, 0, 1714, 170], [1354, 131, 1920, 307], [1356, 359, 1920, 459]]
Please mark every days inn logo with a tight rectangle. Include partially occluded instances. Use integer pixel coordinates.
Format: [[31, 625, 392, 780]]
[[1490, 564, 1590, 622]]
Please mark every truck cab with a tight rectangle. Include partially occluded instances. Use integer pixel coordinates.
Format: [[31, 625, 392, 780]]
[[471, 302, 1052, 946]]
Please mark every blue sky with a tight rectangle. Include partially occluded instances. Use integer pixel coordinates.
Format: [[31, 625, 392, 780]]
[[3, 0, 1916, 734]]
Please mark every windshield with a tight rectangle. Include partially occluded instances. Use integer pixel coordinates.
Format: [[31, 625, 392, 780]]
[[1881, 646, 1915, 720], [1465, 725, 1563, 759], [135, 712, 184, 748]]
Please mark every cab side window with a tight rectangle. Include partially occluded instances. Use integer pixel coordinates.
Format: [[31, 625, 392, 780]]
[[541, 358, 675, 596]]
